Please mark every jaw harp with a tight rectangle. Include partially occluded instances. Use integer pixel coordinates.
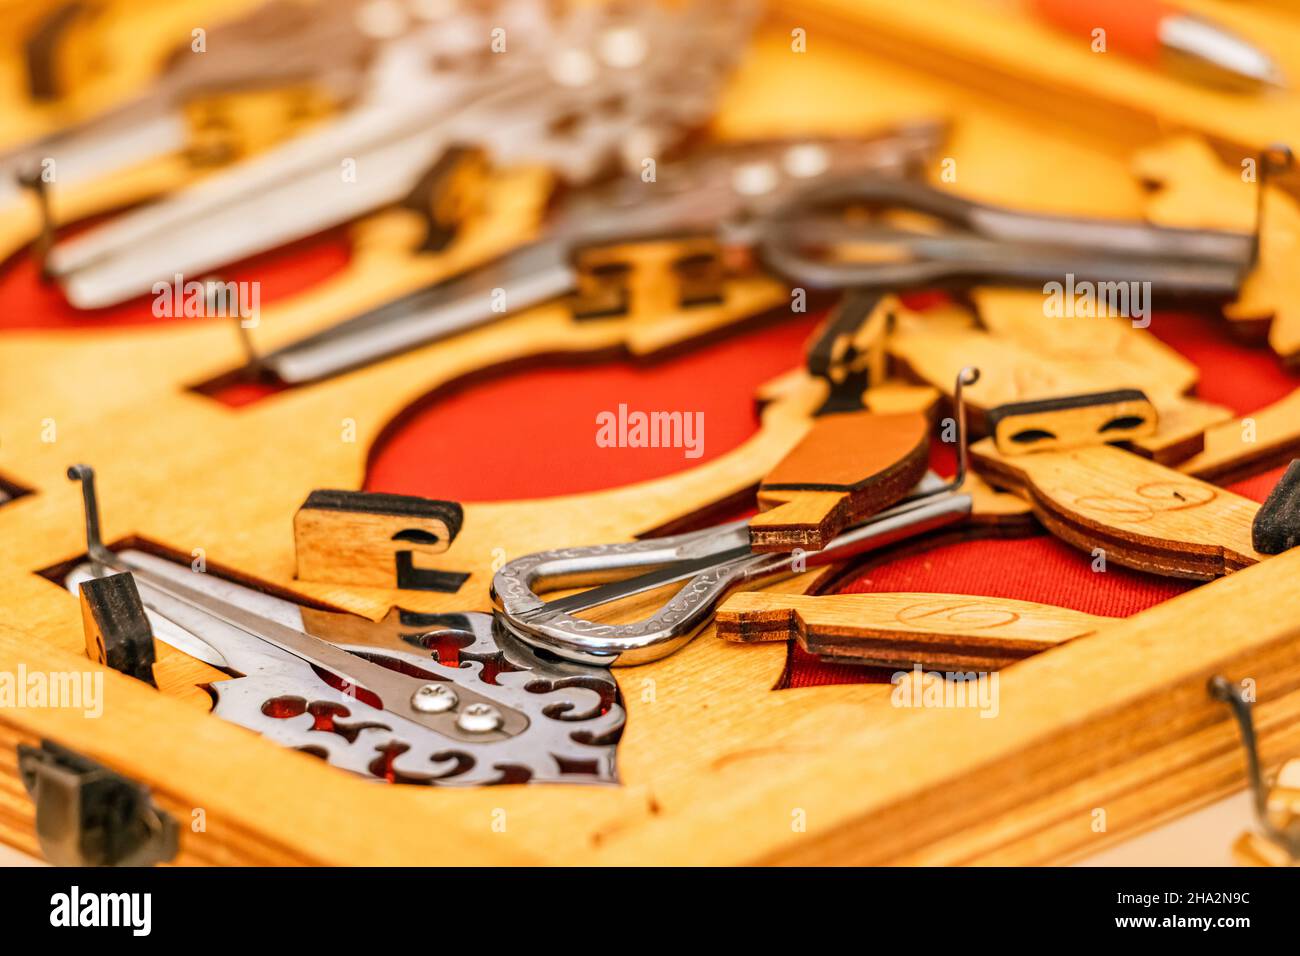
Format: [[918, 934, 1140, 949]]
[[493, 369, 981, 666]]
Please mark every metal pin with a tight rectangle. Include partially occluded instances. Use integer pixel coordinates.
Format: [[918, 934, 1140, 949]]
[[205, 278, 261, 374], [66, 465, 113, 569], [234, 317, 261, 375], [942, 366, 980, 494], [1252, 143, 1293, 267], [1209, 674, 1300, 859], [17, 166, 55, 280]]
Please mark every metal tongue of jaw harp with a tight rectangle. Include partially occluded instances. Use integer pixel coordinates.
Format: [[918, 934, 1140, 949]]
[[492, 367, 982, 667]]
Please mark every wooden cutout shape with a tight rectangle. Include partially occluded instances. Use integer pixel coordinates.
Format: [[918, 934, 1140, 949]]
[[806, 290, 894, 414], [570, 238, 726, 320], [972, 288, 1199, 397], [750, 410, 930, 552], [78, 572, 157, 687], [1135, 135, 1300, 363], [672, 249, 726, 308], [972, 439, 1265, 578], [1179, 386, 1300, 484], [890, 320, 1231, 465], [987, 389, 1157, 455], [716, 591, 1111, 670], [756, 371, 1031, 531], [294, 490, 467, 592]]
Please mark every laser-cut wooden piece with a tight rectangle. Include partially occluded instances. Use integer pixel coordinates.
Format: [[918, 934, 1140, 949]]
[[1179, 387, 1300, 484], [750, 410, 930, 551], [293, 490, 467, 592], [972, 439, 1265, 578], [1134, 135, 1300, 362], [806, 290, 894, 414], [891, 323, 1232, 464], [971, 287, 1200, 397], [716, 591, 1111, 670], [987, 389, 1157, 455]]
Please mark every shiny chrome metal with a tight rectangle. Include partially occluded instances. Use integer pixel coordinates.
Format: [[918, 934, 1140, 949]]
[[493, 368, 980, 666], [259, 124, 945, 383], [50, 0, 761, 309], [1159, 14, 1286, 91], [0, 0, 378, 217], [755, 173, 1257, 297]]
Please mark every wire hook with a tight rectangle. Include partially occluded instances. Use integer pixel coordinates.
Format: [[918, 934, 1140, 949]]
[[66, 464, 113, 567], [1210, 674, 1300, 860]]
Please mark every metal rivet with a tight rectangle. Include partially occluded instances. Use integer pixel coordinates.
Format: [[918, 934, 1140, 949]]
[[411, 683, 458, 713], [457, 702, 503, 733]]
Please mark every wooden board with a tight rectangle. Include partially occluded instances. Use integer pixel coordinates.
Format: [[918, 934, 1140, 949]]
[[293, 489, 465, 591]]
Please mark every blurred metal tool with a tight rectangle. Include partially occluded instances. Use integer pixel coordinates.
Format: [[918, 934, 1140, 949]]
[[1, 0, 378, 222], [1029, 0, 1286, 91], [755, 173, 1259, 297], [492, 367, 980, 667], [49, 0, 760, 308], [255, 124, 943, 383]]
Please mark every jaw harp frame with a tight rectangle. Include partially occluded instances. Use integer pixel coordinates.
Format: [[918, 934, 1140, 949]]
[[493, 369, 981, 666]]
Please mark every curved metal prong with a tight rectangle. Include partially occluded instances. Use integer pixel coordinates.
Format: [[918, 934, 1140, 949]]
[[66, 464, 113, 566], [933, 365, 980, 495]]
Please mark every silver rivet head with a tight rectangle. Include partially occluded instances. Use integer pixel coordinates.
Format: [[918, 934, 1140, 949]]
[[411, 684, 458, 713], [457, 702, 503, 733]]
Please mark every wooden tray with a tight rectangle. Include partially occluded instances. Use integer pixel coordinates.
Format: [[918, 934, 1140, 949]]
[[0, 15, 1296, 866]]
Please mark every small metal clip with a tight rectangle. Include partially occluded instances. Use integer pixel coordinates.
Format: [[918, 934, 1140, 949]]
[[78, 571, 158, 686], [18, 740, 179, 867], [1209, 675, 1300, 860]]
